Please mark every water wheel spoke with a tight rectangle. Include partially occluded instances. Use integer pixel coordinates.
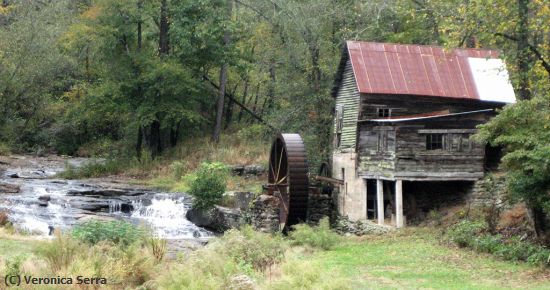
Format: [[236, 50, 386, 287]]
[[276, 175, 287, 184], [276, 146, 285, 183]]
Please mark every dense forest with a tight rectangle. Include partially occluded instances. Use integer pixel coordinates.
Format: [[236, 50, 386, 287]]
[[0, 0, 549, 238]]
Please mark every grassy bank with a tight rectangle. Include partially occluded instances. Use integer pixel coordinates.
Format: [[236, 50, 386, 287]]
[[300, 229, 550, 289], [58, 133, 268, 193], [1, 225, 550, 289]]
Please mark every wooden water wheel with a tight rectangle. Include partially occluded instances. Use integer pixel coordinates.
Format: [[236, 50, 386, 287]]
[[267, 133, 309, 231]]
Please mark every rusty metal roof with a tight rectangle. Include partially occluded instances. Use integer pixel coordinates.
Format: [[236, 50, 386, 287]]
[[343, 41, 515, 103]]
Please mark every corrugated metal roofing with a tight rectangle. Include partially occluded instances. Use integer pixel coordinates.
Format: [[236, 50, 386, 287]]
[[346, 41, 516, 103]]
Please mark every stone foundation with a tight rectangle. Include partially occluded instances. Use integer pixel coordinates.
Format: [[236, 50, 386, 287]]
[[250, 194, 280, 233]]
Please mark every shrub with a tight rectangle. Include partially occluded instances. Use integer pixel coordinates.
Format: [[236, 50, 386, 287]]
[[0, 142, 10, 156], [5, 255, 24, 277], [35, 233, 83, 272], [236, 124, 269, 142], [446, 219, 550, 267], [169, 160, 187, 179], [290, 218, 341, 250], [218, 226, 287, 273], [446, 220, 487, 248], [72, 220, 145, 246], [188, 162, 229, 210]]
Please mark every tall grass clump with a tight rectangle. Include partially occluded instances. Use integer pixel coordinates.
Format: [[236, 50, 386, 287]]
[[149, 237, 168, 262], [157, 226, 287, 289], [217, 226, 287, 273], [290, 218, 341, 250], [58, 159, 128, 179], [72, 220, 145, 246], [188, 162, 229, 210], [35, 232, 83, 272], [266, 258, 352, 290]]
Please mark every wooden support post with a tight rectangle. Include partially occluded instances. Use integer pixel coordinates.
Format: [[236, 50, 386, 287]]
[[395, 179, 404, 228], [377, 179, 384, 225]]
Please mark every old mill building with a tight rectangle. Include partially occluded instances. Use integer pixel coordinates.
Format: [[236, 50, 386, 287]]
[[331, 41, 516, 228]]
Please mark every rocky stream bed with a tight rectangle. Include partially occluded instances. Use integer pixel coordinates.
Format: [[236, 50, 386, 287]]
[[0, 155, 212, 255]]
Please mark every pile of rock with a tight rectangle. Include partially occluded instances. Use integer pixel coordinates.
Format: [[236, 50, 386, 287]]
[[230, 164, 266, 177], [307, 193, 332, 224], [250, 194, 280, 233], [333, 216, 393, 236]]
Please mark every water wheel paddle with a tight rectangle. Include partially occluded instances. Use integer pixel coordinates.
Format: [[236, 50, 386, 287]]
[[267, 133, 309, 231]]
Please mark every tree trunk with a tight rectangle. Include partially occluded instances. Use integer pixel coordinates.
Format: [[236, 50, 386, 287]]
[[170, 121, 180, 147], [224, 83, 238, 129], [517, 0, 531, 100], [308, 42, 321, 93], [237, 76, 249, 122], [158, 0, 170, 55], [149, 119, 162, 158], [212, 0, 232, 143], [136, 127, 143, 160], [527, 203, 550, 244]]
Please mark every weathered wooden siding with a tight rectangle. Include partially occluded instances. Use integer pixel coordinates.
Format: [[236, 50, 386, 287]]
[[357, 124, 396, 178], [357, 110, 496, 180], [334, 60, 360, 151]]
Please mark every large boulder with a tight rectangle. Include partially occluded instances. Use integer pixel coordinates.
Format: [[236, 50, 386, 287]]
[[186, 206, 243, 232], [0, 182, 20, 193]]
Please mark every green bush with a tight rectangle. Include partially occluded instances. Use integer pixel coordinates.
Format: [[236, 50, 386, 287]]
[[4, 255, 24, 277], [169, 160, 187, 179], [290, 218, 341, 250], [217, 225, 286, 272], [446, 219, 550, 267], [188, 162, 229, 210], [71, 220, 145, 246], [236, 124, 269, 142], [446, 220, 487, 248]]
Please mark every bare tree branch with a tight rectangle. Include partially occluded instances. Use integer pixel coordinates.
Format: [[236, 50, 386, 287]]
[[495, 32, 550, 77]]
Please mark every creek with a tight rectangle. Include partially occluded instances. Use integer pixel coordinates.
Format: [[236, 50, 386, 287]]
[[0, 156, 211, 245]]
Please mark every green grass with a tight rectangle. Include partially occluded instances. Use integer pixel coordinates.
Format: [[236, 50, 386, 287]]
[[0, 238, 40, 259], [1, 227, 550, 289], [280, 228, 550, 290]]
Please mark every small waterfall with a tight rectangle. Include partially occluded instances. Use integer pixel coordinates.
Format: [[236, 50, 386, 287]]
[[109, 200, 122, 213], [131, 196, 210, 239]]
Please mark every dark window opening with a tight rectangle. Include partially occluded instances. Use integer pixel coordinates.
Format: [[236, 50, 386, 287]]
[[426, 134, 443, 150], [335, 105, 344, 147], [377, 108, 390, 118]]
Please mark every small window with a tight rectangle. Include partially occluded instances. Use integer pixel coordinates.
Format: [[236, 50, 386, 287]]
[[426, 134, 443, 150], [377, 108, 390, 118]]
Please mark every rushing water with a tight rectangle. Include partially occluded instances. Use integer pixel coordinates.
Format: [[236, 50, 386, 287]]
[[0, 157, 211, 241]]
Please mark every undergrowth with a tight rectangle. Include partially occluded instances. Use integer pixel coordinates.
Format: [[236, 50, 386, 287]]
[[446, 219, 550, 267], [290, 218, 341, 250], [71, 220, 145, 246]]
